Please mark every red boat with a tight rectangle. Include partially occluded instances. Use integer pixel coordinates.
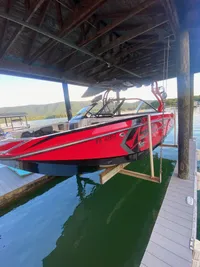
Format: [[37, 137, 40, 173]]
[[0, 83, 174, 176]]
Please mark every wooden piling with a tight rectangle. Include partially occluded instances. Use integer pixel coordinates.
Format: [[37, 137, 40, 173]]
[[62, 83, 72, 120], [116, 90, 121, 115], [189, 72, 194, 138], [177, 29, 190, 179]]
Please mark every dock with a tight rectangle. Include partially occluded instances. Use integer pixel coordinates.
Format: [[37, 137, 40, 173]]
[[0, 164, 53, 208], [0, 1, 199, 266], [140, 139, 198, 267]]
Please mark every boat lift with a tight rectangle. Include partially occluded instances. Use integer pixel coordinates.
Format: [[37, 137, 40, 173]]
[[99, 112, 177, 185], [97, 82, 178, 185]]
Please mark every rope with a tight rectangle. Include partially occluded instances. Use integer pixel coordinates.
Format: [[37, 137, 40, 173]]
[[159, 37, 170, 182]]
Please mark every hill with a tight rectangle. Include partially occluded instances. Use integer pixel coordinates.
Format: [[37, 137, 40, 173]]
[[0, 95, 199, 121], [0, 101, 91, 120], [0, 100, 156, 121]]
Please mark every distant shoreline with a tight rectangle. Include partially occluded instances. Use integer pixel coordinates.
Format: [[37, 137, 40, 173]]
[[0, 96, 199, 123]]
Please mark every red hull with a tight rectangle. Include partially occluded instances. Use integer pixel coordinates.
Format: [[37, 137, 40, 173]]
[[0, 113, 174, 167]]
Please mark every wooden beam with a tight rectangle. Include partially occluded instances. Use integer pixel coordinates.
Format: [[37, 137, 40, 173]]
[[80, 34, 174, 78], [51, 0, 156, 65], [177, 28, 190, 179], [25, 0, 31, 11], [99, 163, 160, 184], [101, 62, 175, 82], [138, 62, 175, 77], [27, 0, 107, 64], [160, 144, 178, 148], [66, 18, 168, 71], [96, 9, 163, 20], [0, 59, 90, 86], [189, 72, 194, 138], [0, 12, 141, 79], [78, 37, 161, 76], [100, 163, 129, 184], [0, 0, 13, 49], [62, 83, 72, 120], [119, 169, 160, 183], [116, 91, 121, 115], [90, 48, 174, 81], [95, 18, 168, 55], [0, 0, 46, 59], [115, 35, 173, 60], [161, 0, 179, 36], [55, 0, 63, 29], [24, 0, 51, 61]]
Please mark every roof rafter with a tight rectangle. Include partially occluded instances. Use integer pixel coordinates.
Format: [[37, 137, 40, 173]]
[[0, 0, 13, 49], [87, 40, 174, 80], [95, 18, 168, 55], [55, 0, 64, 29], [160, 0, 179, 36], [24, 0, 31, 11], [64, 17, 168, 72], [96, 8, 164, 20], [99, 41, 174, 77], [0, 11, 142, 79], [0, 0, 46, 59], [24, 0, 51, 61], [139, 62, 175, 77], [27, 0, 107, 64], [79, 33, 173, 77], [50, 0, 156, 65]]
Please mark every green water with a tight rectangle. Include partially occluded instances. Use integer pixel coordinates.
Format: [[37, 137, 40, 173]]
[[0, 109, 200, 267]]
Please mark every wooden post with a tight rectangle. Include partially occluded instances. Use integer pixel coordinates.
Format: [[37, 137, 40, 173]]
[[62, 83, 72, 120], [5, 118, 8, 127], [177, 29, 190, 179], [19, 117, 22, 125], [10, 118, 14, 130], [116, 90, 121, 115], [189, 72, 194, 138], [147, 115, 155, 178], [25, 116, 28, 127]]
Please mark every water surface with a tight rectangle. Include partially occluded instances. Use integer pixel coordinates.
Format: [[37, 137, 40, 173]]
[[0, 109, 200, 267]]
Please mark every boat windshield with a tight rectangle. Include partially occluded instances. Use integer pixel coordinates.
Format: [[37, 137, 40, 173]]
[[74, 98, 157, 118], [97, 100, 119, 115], [74, 102, 103, 117], [76, 105, 94, 116], [96, 98, 157, 116]]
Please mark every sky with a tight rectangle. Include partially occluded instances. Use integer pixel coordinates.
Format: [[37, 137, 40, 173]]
[[0, 73, 200, 108]]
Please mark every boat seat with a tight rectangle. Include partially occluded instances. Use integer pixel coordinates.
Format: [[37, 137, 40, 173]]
[[21, 126, 57, 138]]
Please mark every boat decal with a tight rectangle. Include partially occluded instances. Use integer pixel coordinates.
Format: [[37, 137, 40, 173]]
[[0, 116, 173, 161], [27, 114, 148, 149], [0, 126, 135, 160]]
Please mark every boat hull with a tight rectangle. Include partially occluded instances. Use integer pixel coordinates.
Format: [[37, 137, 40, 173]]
[[0, 113, 174, 175]]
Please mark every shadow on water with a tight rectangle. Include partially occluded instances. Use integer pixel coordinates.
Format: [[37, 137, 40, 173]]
[[0, 154, 175, 267], [43, 156, 175, 267], [0, 176, 70, 217]]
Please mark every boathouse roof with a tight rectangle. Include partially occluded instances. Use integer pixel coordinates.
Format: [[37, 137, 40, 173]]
[[0, 112, 27, 118], [0, 0, 199, 89]]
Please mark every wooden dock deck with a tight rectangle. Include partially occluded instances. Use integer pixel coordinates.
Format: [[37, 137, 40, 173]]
[[0, 164, 52, 208], [140, 139, 198, 267]]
